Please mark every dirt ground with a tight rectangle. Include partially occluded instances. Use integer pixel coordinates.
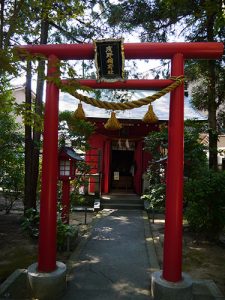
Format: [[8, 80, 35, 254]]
[[149, 214, 225, 296], [0, 209, 225, 297], [0, 208, 95, 285]]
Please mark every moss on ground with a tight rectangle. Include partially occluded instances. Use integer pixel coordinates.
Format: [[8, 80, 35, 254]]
[[0, 246, 37, 284]]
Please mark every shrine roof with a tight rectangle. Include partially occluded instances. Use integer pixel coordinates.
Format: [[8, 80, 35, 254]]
[[59, 146, 83, 161], [60, 90, 206, 121]]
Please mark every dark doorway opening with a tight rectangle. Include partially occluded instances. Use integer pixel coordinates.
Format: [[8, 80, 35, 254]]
[[111, 150, 134, 192]]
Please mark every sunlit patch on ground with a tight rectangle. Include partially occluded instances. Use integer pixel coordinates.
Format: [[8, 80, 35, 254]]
[[112, 280, 150, 297], [92, 226, 115, 240]]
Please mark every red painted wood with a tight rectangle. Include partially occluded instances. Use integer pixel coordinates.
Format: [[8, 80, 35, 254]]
[[103, 140, 111, 193], [38, 56, 59, 272], [61, 180, 70, 224], [62, 79, 174, 90], [85, 134, 105, 194], [163, 53, 184, 282], [17, 42, 223, 60], [86, 123, 154, 195], [22, 40, 223, 278], [134, 141, 143, 194], [142, 150, 152, 174]]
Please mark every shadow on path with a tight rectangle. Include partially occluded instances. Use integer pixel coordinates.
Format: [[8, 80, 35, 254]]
[[61, 209, 151, 300]]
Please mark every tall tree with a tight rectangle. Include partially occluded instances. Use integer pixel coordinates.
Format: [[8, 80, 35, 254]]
[[106, 0, 225, 170], [24, 2, 50, 211], [23, 0, 117, 211], [1, 0, 120, 211]]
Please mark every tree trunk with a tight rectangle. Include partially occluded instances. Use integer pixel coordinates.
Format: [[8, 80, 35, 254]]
[[3, 0, 25, 49], [24, 60, 35, 212], [206, 4, 218, 170], [29, 19, 49, 209], [207, 60, 218, 170], [0, 0, 5, 49]]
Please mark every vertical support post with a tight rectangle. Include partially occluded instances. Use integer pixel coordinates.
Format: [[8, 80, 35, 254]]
[[103, 140, 111, 193], [38, 55, 59, 272], [61, 180, 70, 224], [163, 53, 184, 282], [134, 140, 143, 194]]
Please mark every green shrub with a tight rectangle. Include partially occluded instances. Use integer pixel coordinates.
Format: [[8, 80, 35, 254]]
[[142, 183, 165, 212], [184, 171, 225, 240], [22, 208, 78, 250], [21, 208, 40, 238], [70, 192, 86, 207], [57, 219, 78, 251]]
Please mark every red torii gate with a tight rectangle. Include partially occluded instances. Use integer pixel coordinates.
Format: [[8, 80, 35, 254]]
[[17, 42, 223, 284]]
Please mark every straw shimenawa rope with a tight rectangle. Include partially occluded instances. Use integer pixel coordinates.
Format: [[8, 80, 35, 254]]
[[58, 76, 184, 129], [104, 111, 122, 130], [64, 76, 184, 111], [73, 102, 86, 119], [142, 103, 158, 123]]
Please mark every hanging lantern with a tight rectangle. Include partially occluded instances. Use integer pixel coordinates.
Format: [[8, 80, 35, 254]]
[[142, 103, 158, 124], [73, 102, 86, 120], [104, 111, 122, 130]]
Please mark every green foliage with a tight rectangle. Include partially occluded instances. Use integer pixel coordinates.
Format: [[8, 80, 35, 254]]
[[21, 208, 40, 238], [186, 61, 225, 119], [184, 171, 225, 240], [14, 102, 44, 131], [143, 120, 210, 229], [70, 161, 92, 208], [218, 110, 225, 134], [144, 125, 168, 161], [141, 183, 166, 212], [142, 129, 167, 212], [0, 94, 24, 213], [0, 84, 16, 113], [144, 120, 208, 179], [22, 208, 78, 250], [106, 0, 225, 43], [71, 193, 96, 208], [143, 120, 225, 240], [106, 0, 225, 170], [183, 120, 208, 177], [70, 193, 86, 206], [0, 50, 18, 84], [56, 218, 78, 251], [59, 110, 95, 150]]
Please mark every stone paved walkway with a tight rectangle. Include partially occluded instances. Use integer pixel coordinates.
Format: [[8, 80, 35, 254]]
[[62, 209, 152, 300]]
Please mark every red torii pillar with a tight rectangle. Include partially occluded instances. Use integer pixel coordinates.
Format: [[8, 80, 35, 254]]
[[163, 53, 184, 282], [16, 43, 223, 282], [38, 55, 59, 272]]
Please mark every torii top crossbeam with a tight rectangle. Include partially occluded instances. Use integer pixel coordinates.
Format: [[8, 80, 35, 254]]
[[18, 42, 223, 60]]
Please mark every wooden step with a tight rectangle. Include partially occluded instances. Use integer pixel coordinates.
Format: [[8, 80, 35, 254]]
[[100, 193, 144, 210]]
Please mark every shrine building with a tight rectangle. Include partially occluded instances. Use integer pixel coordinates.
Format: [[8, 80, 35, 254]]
[[61, 90, 206, 196], [86, 116, 155, 195]]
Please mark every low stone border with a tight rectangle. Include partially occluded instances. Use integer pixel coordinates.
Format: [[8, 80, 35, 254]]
[[0, 269, 31, 299]]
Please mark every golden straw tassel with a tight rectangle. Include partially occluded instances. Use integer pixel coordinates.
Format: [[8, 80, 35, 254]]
[[104, 111, 122, 130], [73, 102, 86, 120], [142, 103, 158, 124]]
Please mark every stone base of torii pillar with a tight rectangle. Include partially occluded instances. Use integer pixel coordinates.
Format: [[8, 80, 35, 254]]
[[151, 271, 193, 300], [27, 261, 67, 300]]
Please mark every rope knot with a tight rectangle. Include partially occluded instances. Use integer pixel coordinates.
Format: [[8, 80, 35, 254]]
[[104, 111, 122, 130]]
